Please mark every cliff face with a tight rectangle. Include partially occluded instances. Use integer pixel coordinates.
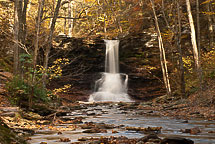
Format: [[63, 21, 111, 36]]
[[48, 31, 166, 102]]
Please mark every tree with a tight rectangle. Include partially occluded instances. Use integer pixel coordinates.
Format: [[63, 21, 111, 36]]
[[68, 1, 74, 36], [150, 0, 171, 96], [175, 1, 185, 97], [13, 0, 29, 75], [186, 0, 200, 70], [206, 1, 214, 50], [33, 0, 45, 70], [13, 0, 19, 75], [43, 0, 62, 86]]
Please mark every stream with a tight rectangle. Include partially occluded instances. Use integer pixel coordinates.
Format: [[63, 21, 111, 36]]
[[28, 103, 215, 144]]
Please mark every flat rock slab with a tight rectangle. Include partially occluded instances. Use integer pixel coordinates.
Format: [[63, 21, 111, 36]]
[[0, 107, 19, 112], [0, 112, 16, 117]]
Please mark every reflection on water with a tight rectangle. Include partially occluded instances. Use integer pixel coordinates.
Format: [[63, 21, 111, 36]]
[[29, 104, 215, 144]]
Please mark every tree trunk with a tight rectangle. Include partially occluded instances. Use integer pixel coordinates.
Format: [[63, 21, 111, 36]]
[[207, 2, 214, 50], [33, 0, 44, 69], [68, 1, 73, 36], [13, 0, 20, 75], [196, 0, 201, 55], [176, 1, 185, 97], [13, 0, 28, 75], [43, 0, 62, 86], [31, 0, 45, 108], [186, 0, 200, 70], [150, 0, 171, 96], [161, 0, 170, 29]]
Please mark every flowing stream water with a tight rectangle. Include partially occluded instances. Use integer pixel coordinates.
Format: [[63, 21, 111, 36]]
[[29, 103, 215, 144]]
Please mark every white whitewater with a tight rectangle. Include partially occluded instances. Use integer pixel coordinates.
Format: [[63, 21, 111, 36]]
[[89, 40, 132, 102]]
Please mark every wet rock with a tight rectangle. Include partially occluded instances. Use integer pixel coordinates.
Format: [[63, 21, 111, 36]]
[[78, 137, 93, 141], [0, 112, 16, 117], [87, 112, 96, 116], [112, 130, 119, 133], [56, 111, 69, 116], [89, 140, 102, 144], [160, 137, 194, 144], [60, 117, 83, 124], [180, 127, 201, 134], [81, 122, 115, 130], [36, 120, 50, 125], [126, 126, 162, 134], [57, 131, 62, 135], [69, 104, 87, 110], [119, 103, 139, 110], [21, 111, 43, 120], [138, 134, 161, 143], [60, 137, 71, 142], [82, 128, 107, 133], [81, 122, 95, 129], [182, 120, 189, 123], [95, 123, 116, 129], [14, 128, 35, 135], [0, 107, 19, 112]]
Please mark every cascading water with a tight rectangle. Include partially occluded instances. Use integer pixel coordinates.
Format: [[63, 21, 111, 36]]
[[89, 40, 132, 102]]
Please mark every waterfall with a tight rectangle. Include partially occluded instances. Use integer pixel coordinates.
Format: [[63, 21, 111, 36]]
[[89, 40, 132, 102], [105, 40, 119, 73]]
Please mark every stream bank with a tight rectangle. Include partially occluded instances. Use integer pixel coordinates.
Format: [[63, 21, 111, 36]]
[[1, 100, 215, 144]]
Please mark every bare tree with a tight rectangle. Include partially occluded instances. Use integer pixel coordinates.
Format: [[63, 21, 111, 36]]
[[175, 1, 185, 97], [150, 0, 171, 96], [68, 1, 74, 36], [207, 1, 214, 50], [43, 0, 62, 86], [186, 0, 200, 70], [33, 0, 45, 69], [29, 0, 45, 108], [196, 0, 201, 55], [13, 0, 28, 75], [13, 0, 19, 75]]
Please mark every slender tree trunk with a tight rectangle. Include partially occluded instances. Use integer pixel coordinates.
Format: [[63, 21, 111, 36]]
[[150, 0, 171, 96], [196, 0, 204, 93], [161, 0, 170, 29], [68, 1, 72, 36], [176, 1, 185, 97], [186, 0, 200, 70], [13, 0, 28, 75], [196, 0, 201, 55], [33, 0, 44, 74], [13, 0, 20, 75], [43, 0, 62, 86], [64, 9, 66, 34], [207, 2, 214, 50], [21, 0, 28, 42], [31, 0, 44, 108], [103, 1, 107, 38], [186, 0, 203, 93]]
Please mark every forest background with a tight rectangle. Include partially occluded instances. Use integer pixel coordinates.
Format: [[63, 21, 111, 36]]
[[0, 0, 215, 108]]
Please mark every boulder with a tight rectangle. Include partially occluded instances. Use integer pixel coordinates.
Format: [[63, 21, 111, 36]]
[[161, 137, 194, 144]]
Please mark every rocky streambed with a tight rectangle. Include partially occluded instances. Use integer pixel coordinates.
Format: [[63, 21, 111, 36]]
[[18, 102, 215, 144], [1, 101, 215, 144]]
